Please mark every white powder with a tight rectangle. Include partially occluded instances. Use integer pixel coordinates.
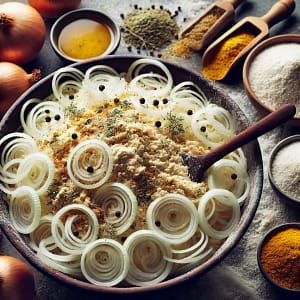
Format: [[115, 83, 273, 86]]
[[271, 141, 300, 200], [248, 43, 300, 117]]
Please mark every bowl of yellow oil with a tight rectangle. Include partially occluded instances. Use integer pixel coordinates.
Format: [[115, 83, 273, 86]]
[[50, 8, 120, 62]]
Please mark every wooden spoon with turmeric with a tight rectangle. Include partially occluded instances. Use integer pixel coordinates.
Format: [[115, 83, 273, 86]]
[[178, 0, 246, 52], [201, 0, 295, 81]]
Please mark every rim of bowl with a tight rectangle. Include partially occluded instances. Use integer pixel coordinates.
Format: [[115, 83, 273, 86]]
[[257, 222, 300, 294], [0, 55, 263, 294], [50, 8, 121, 62], [268, 134, 300, 207], [242, 34, 300, 127]]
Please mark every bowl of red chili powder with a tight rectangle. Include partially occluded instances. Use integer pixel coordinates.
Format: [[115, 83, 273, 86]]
[[257, 223, 300, 294]]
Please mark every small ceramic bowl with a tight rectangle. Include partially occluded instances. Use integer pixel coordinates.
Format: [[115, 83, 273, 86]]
[[243, 34, 300, 127], [268, 134, 300, 207], [257, 223, 300, 295], [50, 8, 120, 62]]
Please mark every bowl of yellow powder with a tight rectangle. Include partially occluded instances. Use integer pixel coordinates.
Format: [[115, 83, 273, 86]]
[[258, 223, 300, 294], [243, 34, 300, 127], [50, 8, 121, 62], [268, 134, 300, 207]]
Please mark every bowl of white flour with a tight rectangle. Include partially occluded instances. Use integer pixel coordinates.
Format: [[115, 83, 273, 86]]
[[243, 34, 300, 127]]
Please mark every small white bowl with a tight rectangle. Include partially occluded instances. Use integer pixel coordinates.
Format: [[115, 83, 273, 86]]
[[50, 8, 120, 62], [268, 134, 300, 207]]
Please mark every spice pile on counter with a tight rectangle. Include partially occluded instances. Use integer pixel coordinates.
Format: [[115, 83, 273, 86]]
[[121, 6, 179, 54], [171, 6, 224, 58], [271, 139, 300, 201], [248, 42, 300, 117], [260, 227, 300, 290]]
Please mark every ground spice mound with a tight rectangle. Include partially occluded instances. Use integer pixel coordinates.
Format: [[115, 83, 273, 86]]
[[260, 228, 300, 290], [121, 8, 179, 51], [171, 7, 224, 58]]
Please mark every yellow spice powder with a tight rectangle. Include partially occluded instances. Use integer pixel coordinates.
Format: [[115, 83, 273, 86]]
[[202, 31, 255, 81]]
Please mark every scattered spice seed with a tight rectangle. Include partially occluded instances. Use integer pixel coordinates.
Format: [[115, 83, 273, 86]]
[[86, 166, 94, 173], [139, 98, 146, 104], [115, 211, 122, 218], [187, 109, 193, 115], [45, 116, 51, 122], [54, 114, 61, 121], [114, 98, 120, 104], [155, 121, 162, 128], [163, 98, 168, 104], [45, 109, 50, 114], [99, 85, 105, 91], [69, 94, 74, 100], [71, 133, 78, 139], [153, 99, 159, 106], [155, 220, 161, 227], [231, 173, 238, 180], [200, 126, 206, 132]]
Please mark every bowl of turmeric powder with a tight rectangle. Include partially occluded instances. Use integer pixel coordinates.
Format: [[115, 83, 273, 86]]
[[243, 34, 300, 127], [257, 223, 300, 294]]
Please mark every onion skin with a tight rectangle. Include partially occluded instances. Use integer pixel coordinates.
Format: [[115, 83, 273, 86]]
[[0, 256, 35, 300], [0, 62, 41, 117], [28, 0, 81, 18], [0, 2, 46, 64]]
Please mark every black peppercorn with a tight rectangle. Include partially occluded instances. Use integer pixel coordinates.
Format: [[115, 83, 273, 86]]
[[54, 114, 61, 121], [187, 110, 193, 115], [45, 116, 51, 122], [155, 121, 162, 128], [87, 166, 94, 173], [114, 98, 120, 104], [200, 126, 206, 132], [69, 94, 74, 100], [153, 99, 159, 106], [99, 85, 105, 91], [139, 98, 146, 104], [45, 109, 50, 114], [115, 211, 122, 218], [162, 98, 168, 104], [231, 173, 238, 180], [155, 220, 161, 227], [71, 133, 78, 140]]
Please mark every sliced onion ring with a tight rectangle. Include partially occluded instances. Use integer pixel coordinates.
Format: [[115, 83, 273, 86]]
[[147, 193, 198, 244], [93, 182, 138, 235], [123, 230, 173, 286], [9, 186, 41, 234], [81, 238, 129, 286], [67, 139, 113, 189], [198, 189, 240, 240], [51, 204, 99, 255]]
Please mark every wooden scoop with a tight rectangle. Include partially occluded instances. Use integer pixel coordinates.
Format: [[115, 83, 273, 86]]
[[181, 104, 296, 183], [202, 0, 295, 80], [179, 0, 246, 51]]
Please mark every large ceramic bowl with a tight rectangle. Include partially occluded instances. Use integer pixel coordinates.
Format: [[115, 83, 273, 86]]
[[0, 56, 263, 294]]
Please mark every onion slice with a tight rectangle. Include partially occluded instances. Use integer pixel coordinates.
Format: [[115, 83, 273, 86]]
[[123, 230, 173, 286], [9, 186, 41, 234], [92, 182, 138, 235], [67, 139, 113, 189], [147, 193, 198, 244], [16, 152, 55, 195], [81, 238, 129, 286], [198, 189, 240, 240], [51, 204, 99, 255]]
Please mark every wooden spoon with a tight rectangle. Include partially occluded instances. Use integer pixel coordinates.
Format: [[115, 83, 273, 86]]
[[181, 104, 296, 183], [178, 0, 246, 51], [201, 0, 295, 81]]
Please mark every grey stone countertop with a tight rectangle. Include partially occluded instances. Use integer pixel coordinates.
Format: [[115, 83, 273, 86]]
[[1, 0, 300, 299]]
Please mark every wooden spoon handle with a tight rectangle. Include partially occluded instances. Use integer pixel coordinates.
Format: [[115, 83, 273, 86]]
[[225, 0, 246, 9], [261, 0, 295, 28], [204, 104, 296, 165]]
